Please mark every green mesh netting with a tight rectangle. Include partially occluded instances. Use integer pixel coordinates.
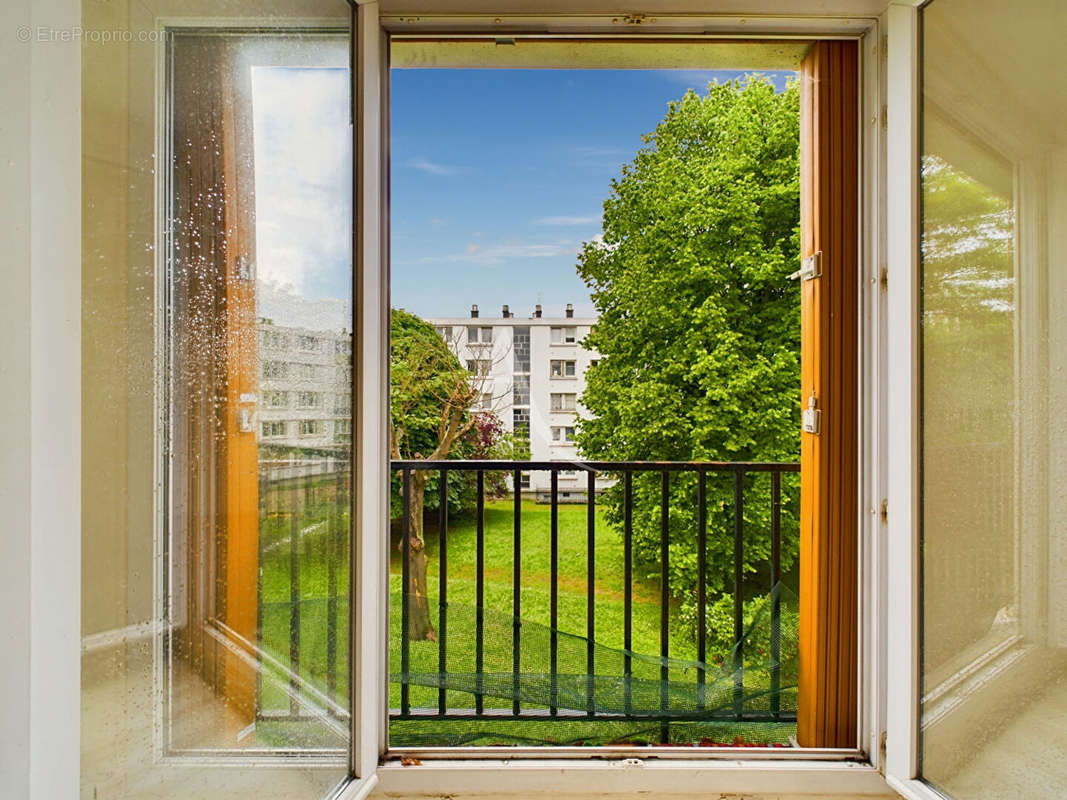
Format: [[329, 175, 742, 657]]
[[390, 584, 797, 747]]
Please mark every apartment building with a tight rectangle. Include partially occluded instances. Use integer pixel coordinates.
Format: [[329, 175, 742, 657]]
[[257, 320, 353, 451], [428, 303, 610, 498]]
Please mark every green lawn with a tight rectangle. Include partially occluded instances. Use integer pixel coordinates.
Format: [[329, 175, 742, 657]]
[[258, 495, 796, 747]]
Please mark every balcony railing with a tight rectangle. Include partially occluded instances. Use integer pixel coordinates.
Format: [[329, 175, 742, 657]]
[[392, 459, 799, 734], [252, 458, 799, 742]]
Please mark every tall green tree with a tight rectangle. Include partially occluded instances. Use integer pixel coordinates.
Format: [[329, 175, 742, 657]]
[[575, 77, 802, 632], [390, 309, 512, 640]]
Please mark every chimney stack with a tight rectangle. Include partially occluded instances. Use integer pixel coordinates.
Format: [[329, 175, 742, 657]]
[[471, 304, 479, 318], [534, 304, 542, 318], [502, 304, 510, 318], [565, 303, 574, 319]]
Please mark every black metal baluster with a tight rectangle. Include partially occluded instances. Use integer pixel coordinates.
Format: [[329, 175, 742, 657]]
[[550, 469, 559, 716], [771, 470, 782, 721], [586, 469, 596, 717], [697, 469, 707, 710], [623, 471, 633, 716], [289, 477, 302, 716], [660, 470, 670, 741], [733, 467, 744, 721], [513, 467, 522, 716], [475, 470, 485, 715], [438, 469, 448, 716], [401, 467, 411, 716], [326, 465, 339, 706], [255, 470, 266, 718]]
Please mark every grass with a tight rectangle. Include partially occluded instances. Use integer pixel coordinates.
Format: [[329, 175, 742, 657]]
[[258, 492, 796, 747]]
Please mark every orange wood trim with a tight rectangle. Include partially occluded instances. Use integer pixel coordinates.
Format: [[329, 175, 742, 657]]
[[220, 41, 260, 723], [797, 39, 859, 748]]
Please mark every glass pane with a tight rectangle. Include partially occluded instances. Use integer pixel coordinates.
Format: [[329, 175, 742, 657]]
[[920, 1, 1067, 796], [81, 6, 353, 797]]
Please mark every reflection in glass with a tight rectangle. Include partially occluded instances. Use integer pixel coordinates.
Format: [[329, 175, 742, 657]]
[[168, 31, 352, 754], [80, 9, 352, 797], [920, 1, 1067, 796]]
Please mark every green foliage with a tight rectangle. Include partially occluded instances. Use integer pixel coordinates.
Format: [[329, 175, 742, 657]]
[[574, 76, 802, 630], [389, 308, 515, 516]]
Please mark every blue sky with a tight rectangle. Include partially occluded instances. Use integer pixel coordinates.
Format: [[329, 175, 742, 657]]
[[252, 66, 793, 326]]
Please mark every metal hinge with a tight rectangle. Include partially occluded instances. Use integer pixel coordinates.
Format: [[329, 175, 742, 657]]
[[789, 251, 822, 281], [880, 499, 888, 523], [615, 13, 654, 24]]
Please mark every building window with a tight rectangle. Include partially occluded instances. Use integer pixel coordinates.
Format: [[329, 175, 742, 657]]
[[296, 391, 321, 409], [334, 392, 352, 414], [259, 328, 289, 350], [467, 358, 490, 377], [467, 325, 493, 344], [550, 326, 577, 344], [479, 392, 493, 410], [513, 325, 530, 373], [435, 325, 452, 340], [337, 365, 352, 383], [297, 419, 321, 436], [292, 362, 317, 381], [263, 390, 289, 408], [520, 471, 531, 489], [513, 375, 530, 406], [296, 333, 321, 352], [262, 360, 288, 380], [550, 359, 576, 378], [550, 392, 577, 411], [513, 407, 530, 438], [334, 419, 351, 439], [551, 425, 576, 443], [260, 420, 287, 438]]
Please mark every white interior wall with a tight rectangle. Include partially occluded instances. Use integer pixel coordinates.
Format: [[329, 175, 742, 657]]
[[0, 0, 82, 797]]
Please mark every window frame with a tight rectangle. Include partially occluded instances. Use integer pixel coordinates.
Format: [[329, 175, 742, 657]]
[[370, 10, 891, 793], [28, 4, 907, 799]]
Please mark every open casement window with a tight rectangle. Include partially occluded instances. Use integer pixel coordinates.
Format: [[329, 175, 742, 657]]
[[168, 26, 357, 760], [885, 2, 1067, 799], [78, 0, 384, 794]]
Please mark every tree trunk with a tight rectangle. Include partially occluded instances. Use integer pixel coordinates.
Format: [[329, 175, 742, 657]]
[[402, 470, 436, 641]]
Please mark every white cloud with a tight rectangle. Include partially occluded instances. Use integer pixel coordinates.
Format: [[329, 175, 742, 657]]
[[405, 156, 466, 176], [257, 279, 351, 332], [251, 66, 351, 298], [532, 215, 600, 226], [414, 239, 575, 266]]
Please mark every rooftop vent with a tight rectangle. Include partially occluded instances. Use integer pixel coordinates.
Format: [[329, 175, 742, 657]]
[[534, 304, 542, 318], [471, 304, 479, 318], [502, 304, 511, 318], [565, 303, 574, 318]]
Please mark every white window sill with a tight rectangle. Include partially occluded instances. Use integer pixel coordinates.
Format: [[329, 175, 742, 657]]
[[375, 757, 892, 798]]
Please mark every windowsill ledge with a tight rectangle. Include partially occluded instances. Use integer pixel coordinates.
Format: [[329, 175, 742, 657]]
[[374, 757, 893, 798]]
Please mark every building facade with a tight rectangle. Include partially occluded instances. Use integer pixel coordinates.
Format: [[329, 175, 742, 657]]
[[257, 320, 353, 452], [427, 303, 611, 498]]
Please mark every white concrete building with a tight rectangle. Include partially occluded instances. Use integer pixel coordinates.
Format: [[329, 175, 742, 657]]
[[257, 320, 353, 452], [427, 303, 611, 499]]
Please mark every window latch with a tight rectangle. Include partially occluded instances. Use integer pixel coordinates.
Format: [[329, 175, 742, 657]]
[[802, 389, 821, 435], [789, 251, 822, 281]]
